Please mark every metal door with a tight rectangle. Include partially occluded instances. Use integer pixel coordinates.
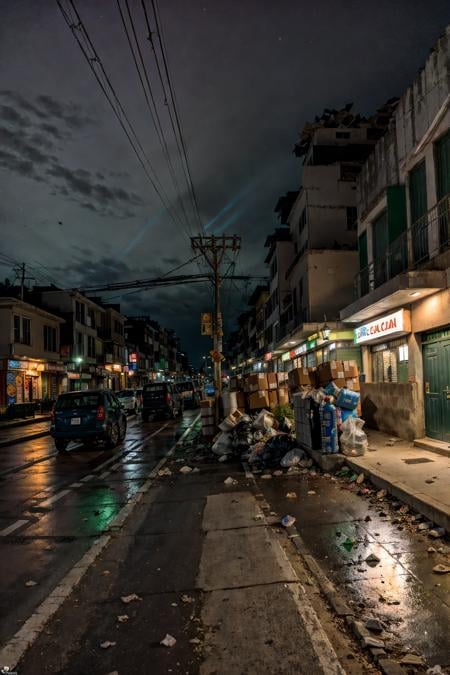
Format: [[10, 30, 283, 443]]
[[423, 332, 450, 442]]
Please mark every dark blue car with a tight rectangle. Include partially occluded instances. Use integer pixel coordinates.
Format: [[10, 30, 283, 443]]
[[50, 389, 127, 452]]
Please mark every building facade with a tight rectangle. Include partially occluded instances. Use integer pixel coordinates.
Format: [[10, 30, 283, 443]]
[[341, 26, 450, 442]]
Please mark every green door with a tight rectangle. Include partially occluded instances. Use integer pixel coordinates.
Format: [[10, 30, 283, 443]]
[[372, 210, 388, 287], [423, 330, 450, 442], [435, 130, 450, 248], [409, 160, 429, 262]]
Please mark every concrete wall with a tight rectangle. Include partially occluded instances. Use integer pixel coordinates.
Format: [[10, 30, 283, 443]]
[[307, 249, 358, 322], [360, 381, 424, 440], [411, 288, 450, 333]]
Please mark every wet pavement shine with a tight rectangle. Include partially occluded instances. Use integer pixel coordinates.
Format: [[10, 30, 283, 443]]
[[255, 469, 450, 667], [0, 411, 198, 648]]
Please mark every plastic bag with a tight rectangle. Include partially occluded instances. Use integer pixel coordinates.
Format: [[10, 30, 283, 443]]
[[340, 417, 367, 456], [280, 448, 305, 467], [211, 432, 232, 455]]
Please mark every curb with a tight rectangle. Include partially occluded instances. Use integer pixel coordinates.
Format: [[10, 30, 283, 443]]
[[0, 414, 200, 672], [0, 416, 51, 430], [0, 431, 49, 449]]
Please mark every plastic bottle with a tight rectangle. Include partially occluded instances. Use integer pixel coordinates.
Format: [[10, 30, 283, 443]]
[[320, 396, 339, 454]]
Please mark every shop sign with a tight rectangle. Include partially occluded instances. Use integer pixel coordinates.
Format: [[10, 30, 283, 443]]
[[129, 352, 138, 363], [264, 352, 272, 362], [354, 309, 409, 345], [295, 343, 307, 356], [307, 339, 317, 350], [112, 364, 122, 372], [281, 351, 291, 362], [68, 373, 81, 379], [8, 359, 28, 370]]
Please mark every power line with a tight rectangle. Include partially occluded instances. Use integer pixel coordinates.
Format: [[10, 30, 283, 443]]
[[56, 0, 192, 246], [116, 0, 193, 236], [141, 0, 203, 233]]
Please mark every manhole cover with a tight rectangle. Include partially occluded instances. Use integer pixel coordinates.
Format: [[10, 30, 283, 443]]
[[402, 457, 434, 464]]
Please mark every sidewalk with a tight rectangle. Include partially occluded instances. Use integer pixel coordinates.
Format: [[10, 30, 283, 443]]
[[0, 416, 50, 448], [345, 429, 450, 531]]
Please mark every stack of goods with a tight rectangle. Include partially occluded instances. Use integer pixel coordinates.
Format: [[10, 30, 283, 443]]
[[291, 359, 366, 456], [229, 372, 290, 411], [200, 399, 215, 437]]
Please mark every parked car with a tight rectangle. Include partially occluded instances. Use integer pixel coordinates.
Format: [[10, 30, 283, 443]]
[[204, 381, 215, 397], [50, 389, 127, 452], [142, 382, 183, 421], [116, 389, 142, 415], [176, 380, 201, 408]]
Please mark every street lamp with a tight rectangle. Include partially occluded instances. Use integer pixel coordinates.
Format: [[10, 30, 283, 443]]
[[320, 315, 331, 341]]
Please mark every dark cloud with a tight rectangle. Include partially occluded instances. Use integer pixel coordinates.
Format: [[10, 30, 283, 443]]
[[0, 104, 30, 127], [36, 94, 95, 130], [0, 126, 55, 165], [162, 256, 182, 266], [0, 149, 44, 181]]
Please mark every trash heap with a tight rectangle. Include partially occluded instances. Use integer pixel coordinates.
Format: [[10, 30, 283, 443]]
[[210, 407, 304, 470], [290, 360, 368, 456]]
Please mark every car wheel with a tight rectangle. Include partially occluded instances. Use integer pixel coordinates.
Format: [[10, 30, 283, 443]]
[[119, 416, 127, 441], [105, 423, 119, 449], [55, 439, 68, 452]]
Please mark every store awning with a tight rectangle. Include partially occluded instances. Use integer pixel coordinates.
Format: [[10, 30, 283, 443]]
[[340, 270, 447, 323]]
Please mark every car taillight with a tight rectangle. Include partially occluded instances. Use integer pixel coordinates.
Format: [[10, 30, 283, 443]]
[[166, 393, 171, 404], [96, 405, 105, 421], [50, 405, 55, 423]]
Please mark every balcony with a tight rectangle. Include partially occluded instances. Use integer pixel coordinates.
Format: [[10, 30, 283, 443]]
[[355, 195, 450, 299]]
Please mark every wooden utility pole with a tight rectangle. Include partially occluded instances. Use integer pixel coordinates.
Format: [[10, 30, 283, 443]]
[[191, 235, 241, 404]]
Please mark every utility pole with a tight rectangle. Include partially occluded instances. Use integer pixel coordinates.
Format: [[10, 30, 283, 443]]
[[191, 235, 241, 407]]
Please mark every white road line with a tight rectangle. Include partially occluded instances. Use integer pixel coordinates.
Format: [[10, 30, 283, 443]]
[[99, 471, 111, 480], [0, 519, 29, 537], [70, 482, 83, 488], [80, 474, 94, 483], [110, 463, 121, 470], [0, 413, 201, 671], [39, 490, 71, 508]]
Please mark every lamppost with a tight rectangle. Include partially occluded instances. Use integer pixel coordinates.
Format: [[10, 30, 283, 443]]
[[75, 356, 83, 389]]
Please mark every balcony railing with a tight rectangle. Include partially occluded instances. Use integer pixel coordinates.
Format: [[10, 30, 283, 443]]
[[355, 194, 450, 298]]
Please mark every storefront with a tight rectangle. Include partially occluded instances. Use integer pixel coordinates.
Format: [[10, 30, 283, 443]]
[[1, 358, 66, 409], [277, 330, 361, 373]]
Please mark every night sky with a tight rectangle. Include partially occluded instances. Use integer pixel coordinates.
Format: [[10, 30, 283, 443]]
[[1, 0, 450, 367]]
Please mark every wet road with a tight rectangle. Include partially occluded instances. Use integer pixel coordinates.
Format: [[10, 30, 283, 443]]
[[0, 411, 198, 647], [256, 470, 450, 667]]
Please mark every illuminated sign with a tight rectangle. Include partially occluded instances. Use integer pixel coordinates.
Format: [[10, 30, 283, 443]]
[[354, 309, 410, 345], [281, 351, 291, 362], [295, 343, 307, 356], [264, 352, 272, 362], [113, 364, 122, 372], [307, 339, 317, 350], [129, 352, 138, 363]]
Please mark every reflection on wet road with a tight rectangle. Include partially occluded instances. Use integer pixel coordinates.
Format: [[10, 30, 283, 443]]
[[258, 472, 450, 666], [0, 412, 197, 646]]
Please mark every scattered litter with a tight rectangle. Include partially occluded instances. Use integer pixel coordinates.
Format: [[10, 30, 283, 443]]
[[365, 553, 381, 567], [427, 546, 436, 554], [181, 594, 194, 603], [117, 614, 129, 623], [307, 490, 316, 495], [342, 538, 354, 552], [273, 470, 283, 476], [224, 476, 238, 486], [418, 522, 433, 531], [286, 492, 297, 499], [429, 527, 446, 539], [253, 514, 263, 521], [189, 638, 201, 645], [399, 654, 425, 666], [25, 580, 37, 587], [158, 467, 172, 477], [376, 489, 387, 500], [432, 564, 450, 574], [160, 634, 177, 648], [192, 467, 200, 473], [261, 474, 272, 480], [427, 666, 443, 674], [101, 570, 110, 576], [44, 545, 55, 551], [179, 466, 193, 474], [121, 593, 142, 604], [281, 515, 296, 527], [280, 449, 304, 468], [171, 602, 178, 607], [218, 454, 229, 463], [365, 618, 383, 633], [100, 641, 116, 649], [356, 473, 365, 484]]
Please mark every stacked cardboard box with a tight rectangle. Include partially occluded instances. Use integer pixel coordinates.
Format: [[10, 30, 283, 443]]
[[227, 371, 291, 411], [200, 399, 215, 437], [287, 360, 360, 392]]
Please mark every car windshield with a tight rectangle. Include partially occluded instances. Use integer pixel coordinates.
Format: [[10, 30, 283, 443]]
[[56, 393, 101, 410], [116, 390, 134, 398]]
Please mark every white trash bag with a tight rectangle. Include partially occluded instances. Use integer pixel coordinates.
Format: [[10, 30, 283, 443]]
[[340, 417, 368, 457], [280, 448, 305, 468]]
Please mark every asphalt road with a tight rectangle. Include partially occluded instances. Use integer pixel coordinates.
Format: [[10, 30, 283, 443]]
[[0, 411, 197, 649]]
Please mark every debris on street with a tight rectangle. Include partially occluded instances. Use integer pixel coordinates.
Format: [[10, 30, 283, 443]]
[[160, 634, 177, 648], [121, 593, 142, 604], [281, 515, 296, 527], [100, 641, 116, 649]]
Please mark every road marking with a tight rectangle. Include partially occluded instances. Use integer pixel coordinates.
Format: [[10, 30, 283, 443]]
[[110, 463, 121, 470], [99, 470, 111, 480], [70, 482, 83, 488], [80, 474, 94, 483], [0, 452, 57, 479], [0, 519, 29, 537], [0, 413, 200, 671], [39, 490, 71, 508]]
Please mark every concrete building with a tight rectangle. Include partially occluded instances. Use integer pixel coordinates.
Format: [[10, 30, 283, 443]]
[[0, 297, 65, 410], [341, 25, 450, 443]]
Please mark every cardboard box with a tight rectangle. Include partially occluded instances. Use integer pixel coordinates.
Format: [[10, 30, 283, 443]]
[[268, 389, 279, 409], [288, 367, 310, 389], [308, 368, 320, 388], [318, 360, 344, 385], [277, 371, 288, 386], [278, 387, 290, 405], [267, 372, 278, 390], [236, 391, 246, 408], [247, 373, 268, 392], [200, 399, 214, 409], [248, 390, 270, 410], [333, 378, 346, 388], [345, 377, 360, 392], [343, 360, 359, 378]]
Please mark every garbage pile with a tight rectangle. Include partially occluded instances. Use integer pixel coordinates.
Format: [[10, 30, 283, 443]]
[[210, 408, 304, 470], [291, 360, 368, 456]]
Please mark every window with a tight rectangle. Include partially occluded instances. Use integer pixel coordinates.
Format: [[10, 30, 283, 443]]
[[298, 209, 306, 234], [44, 325, 57, 352], [371, 340, 408, 383], [114, 320, 123, 335], [346, 206, 358, 231], [87, 335, 96, 358], [75, 331, 84, 356], [75, 301, 86, 324], [336, 131, 350, 139], [87, 309, 95, 328], [14, 315, 31, 345]]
